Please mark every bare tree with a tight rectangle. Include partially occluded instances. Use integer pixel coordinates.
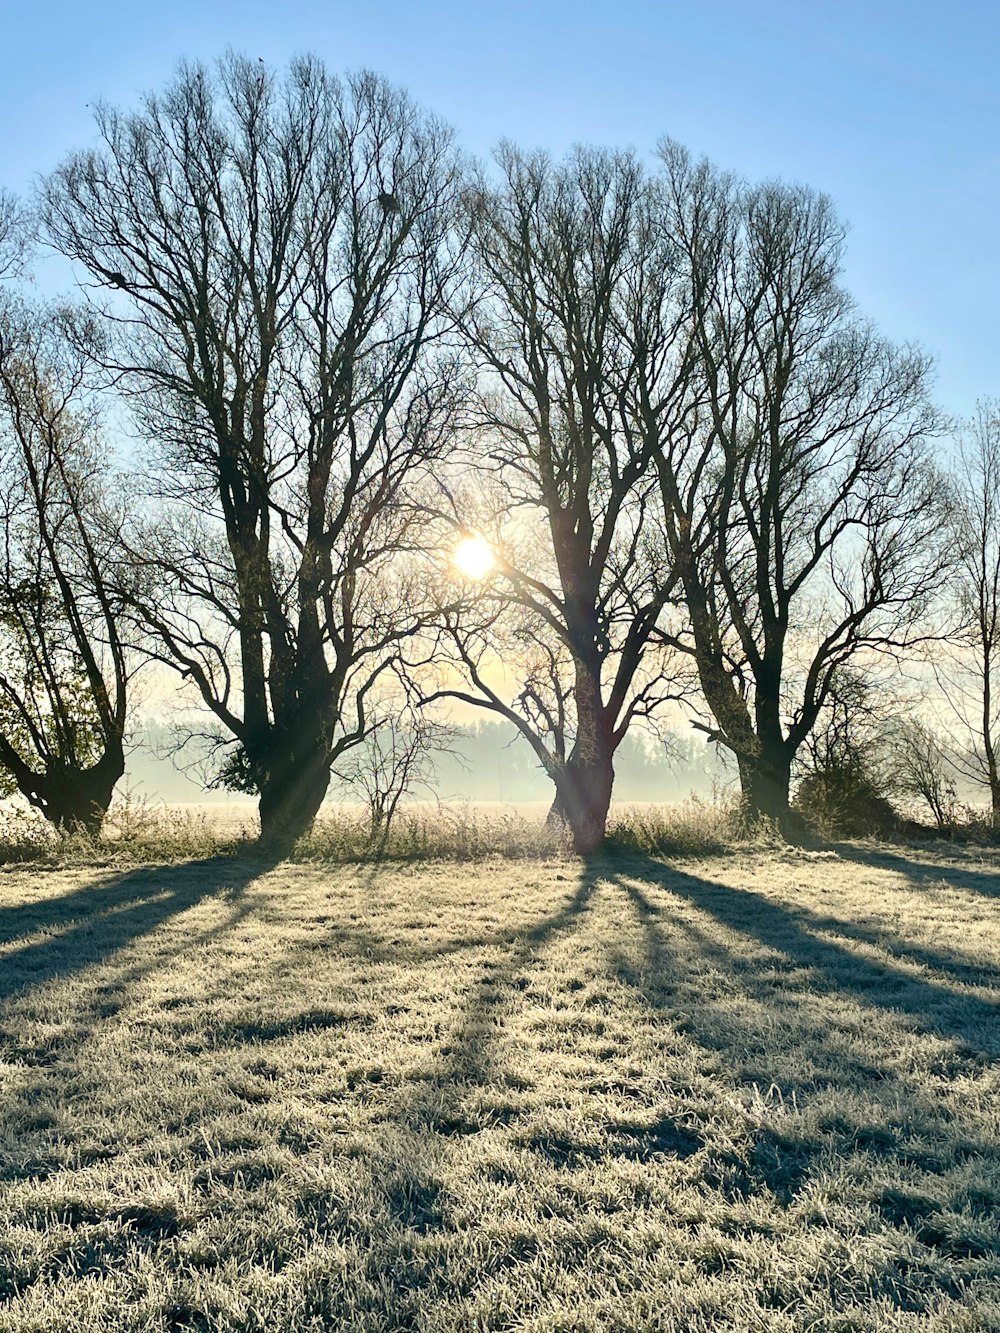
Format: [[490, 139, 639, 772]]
[[0, 301, 129, 833], [0, 188, 30, 280], [936, 402, 1000, 822], [891, 717, 956, 833], [331, 693, 459, 847], [792, 667, 899, 836], [646, 143, 952, 830], [42, 56, 465, 850], [425, 146, 690, 854]]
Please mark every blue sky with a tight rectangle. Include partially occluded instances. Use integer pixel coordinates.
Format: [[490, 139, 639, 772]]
[[2, 0, 997, 419]]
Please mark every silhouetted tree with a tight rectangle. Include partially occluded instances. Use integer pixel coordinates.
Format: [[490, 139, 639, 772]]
[[0, 302, 129, 833], [331, 692, 459, 847], [936, 401, 1000, 822], [428, 146, 690, 854], [792, 668, 898, 836], [891, 717, 955, 832], [43, 55, 465, 850], [648, 143, 951, 830]]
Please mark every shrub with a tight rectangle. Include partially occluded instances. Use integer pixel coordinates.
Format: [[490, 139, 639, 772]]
[[794, 761, 898, 838]]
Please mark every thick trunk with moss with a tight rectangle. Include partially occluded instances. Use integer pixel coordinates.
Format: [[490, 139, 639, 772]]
[[255, 725, 332, 853], [546, 667, 616, 855], [686, 615, 797, 833], [739, 742, 793, 830], [0, 740, 126, 837], [547, 752, 615, 856]]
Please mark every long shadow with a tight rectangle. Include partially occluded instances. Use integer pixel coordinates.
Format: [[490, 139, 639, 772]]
[[438, 871, 600, 1087], [291, 867, 601, 971], [787, 900, 1000, 993], [0, 854, 275, 1010], [274, 849, 1000, 1328], [316, 843, 1000, 973], [365, 850, 1000, 1325], [360, 844, 1000, 1180], [369, 873, 598, 1131], [285, 869, 605, 1327], [20, 849, 982, 1328], [580, 851, 1000, 1308], [0, 866, 206, 946], [593, 849, 1000, 1056], [831, 840, 1000, 900]]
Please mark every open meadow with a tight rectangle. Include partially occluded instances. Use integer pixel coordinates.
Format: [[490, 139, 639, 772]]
[[1, 831, 999, 1331]]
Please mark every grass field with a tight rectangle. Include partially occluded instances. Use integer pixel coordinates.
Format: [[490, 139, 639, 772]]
[[1, 838, 999, 1330]]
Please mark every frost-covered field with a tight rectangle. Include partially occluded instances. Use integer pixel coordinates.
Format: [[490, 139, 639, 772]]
[[1, 843, 999, 1330]]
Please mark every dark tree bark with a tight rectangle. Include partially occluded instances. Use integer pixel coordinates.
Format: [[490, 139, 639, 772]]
[[0, 740, 125, 835], [255, 736, 332, 852], [43, 56, 464, 850], [645, 143, 952, 829], [0, 301, 130, 837], [545, 706, 616, 854], [739, 744, 793, 828]]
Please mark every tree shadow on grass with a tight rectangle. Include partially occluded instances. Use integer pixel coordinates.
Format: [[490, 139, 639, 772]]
[[437, 871, 601, 1088], [352, 849, 1000, 1326], [830, 839, 1000, 900], [786, 898, 1000, 995], [10, 848, 995, 1328], [357, 842, 1000, 1191], [0, 854, 280, 1215], [0, 854, 276, 1012], [582, 850, 1000, 1312], [282, 862, 600, 972], [594, 850, 1000, 1056], [585, 845, 1000, 1154], [281, 870, 607, 1330]]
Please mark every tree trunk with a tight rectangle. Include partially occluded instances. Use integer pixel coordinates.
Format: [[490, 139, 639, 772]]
[[547, 754, 615, 856], [546, 687, 616, 857], [542, 642, 618, 856], [740, 743, 793, 830], [257, 741, 331, 854], [21, 742, 125, 837]]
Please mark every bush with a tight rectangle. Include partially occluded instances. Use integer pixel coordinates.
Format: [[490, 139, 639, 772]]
[[794, 761, 899, 838], [607, 794, 763, 855]]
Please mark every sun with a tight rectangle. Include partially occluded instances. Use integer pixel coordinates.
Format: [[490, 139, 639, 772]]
[[453, 533, 495, 580]]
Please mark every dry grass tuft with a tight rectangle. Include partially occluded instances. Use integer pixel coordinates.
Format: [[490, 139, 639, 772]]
[[606, 794, 762, 855], [0, 797, 757, 870], [0, 799, 254, 868], [296, 803, 574, 862]]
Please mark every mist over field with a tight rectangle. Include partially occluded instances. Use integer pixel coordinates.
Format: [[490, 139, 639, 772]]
[[125, 720, 731, 808]]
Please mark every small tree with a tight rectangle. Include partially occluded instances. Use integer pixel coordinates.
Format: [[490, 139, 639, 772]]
[[0, 302, 130, 834], [936, 402, 1000, 823], [891, 718, 956, 833], [793, 669, 898, 837], [331, 698, 459, 847]]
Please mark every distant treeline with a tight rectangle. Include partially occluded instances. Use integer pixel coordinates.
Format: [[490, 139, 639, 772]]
[[128, 720, 728, 806]]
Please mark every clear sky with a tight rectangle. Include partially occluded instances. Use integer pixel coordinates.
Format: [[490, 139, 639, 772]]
[[2, 0, 996, 420]]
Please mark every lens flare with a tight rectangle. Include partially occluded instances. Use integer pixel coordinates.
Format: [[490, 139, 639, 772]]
[[453, 534, 495, 580]]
